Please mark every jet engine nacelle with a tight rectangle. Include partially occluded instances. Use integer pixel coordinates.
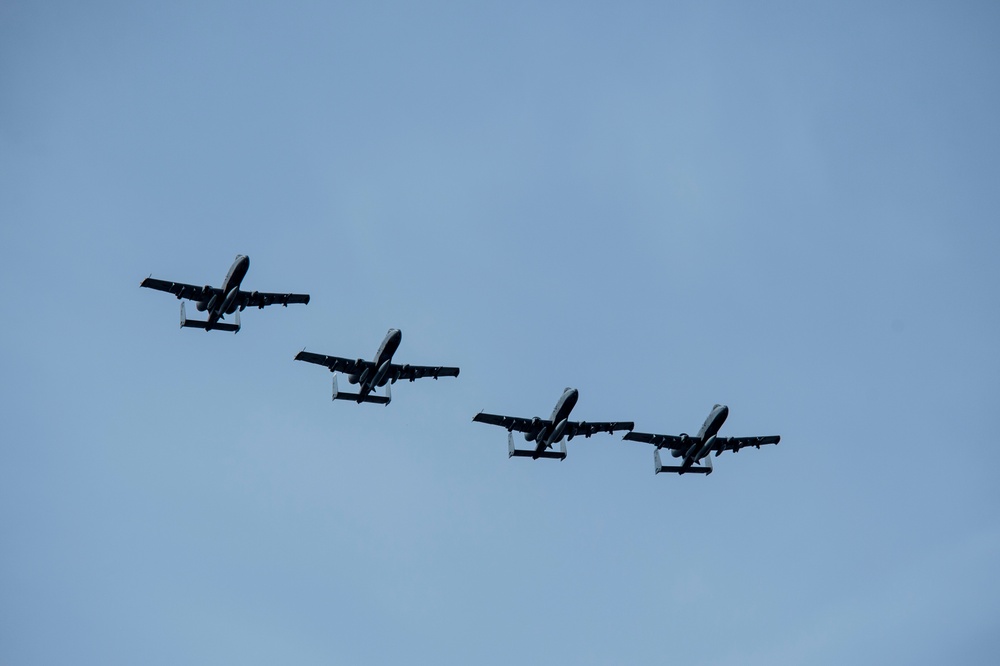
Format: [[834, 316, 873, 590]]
[[221, 287, 240, 315], [524, 417, 541, 442], [673, 433, 690, 457], [202, 293, 219, 313], [348, 374, 361, 385], [241, 291, 259, 311], [196, 300, 209, 312], [355, 364, 371, 387]]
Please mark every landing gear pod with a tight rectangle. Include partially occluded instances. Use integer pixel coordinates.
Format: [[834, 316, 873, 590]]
[[220, 286, 240, 314], [550, 418, 568, 443], [372, 359, 392, 388], [695, 435, 717, 461]]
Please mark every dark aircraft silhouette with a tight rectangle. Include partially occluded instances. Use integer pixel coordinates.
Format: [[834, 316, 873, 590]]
[[625, 404, 780, 475], [140, 254, 309, 332], [473, 387, 634, 460], [295, 328, 459, 405]]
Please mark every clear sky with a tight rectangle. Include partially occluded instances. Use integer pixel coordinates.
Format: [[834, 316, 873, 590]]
[[2, 2, 999, 664]]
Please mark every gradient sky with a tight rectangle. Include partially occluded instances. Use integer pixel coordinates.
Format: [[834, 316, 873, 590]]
[[2, 2, 999, 664]]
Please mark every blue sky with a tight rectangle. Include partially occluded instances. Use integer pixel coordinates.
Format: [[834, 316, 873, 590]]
[[2, 2, 999, 664]]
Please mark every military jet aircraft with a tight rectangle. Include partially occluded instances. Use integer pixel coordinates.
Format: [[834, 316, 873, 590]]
[[140, 254, 310, 332], [294, 328, 459, 405], [624, 404, 780, 475], [473, 387, 634, 460]]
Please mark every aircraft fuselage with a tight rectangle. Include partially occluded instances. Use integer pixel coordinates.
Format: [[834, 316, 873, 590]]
[[697, 404, 729, 441], [549, 387, 579, 424], [198, 254, 249, 328], [374, 328, 402, 368], [526, 387, 579, 457], [352, 328, 402, 399], [676, 404, 729, 470]]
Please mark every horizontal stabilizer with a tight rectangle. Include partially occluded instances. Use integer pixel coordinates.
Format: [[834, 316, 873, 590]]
[[654, 449, 712, 475], [332, 392, 391, 405], [509, 449, 567, 460], [654, 464, 712, 475], [332, 375, 390, 405], [180, 319, 240, 332], [180, 302, 240, 332], [507, 432, 566, 460]]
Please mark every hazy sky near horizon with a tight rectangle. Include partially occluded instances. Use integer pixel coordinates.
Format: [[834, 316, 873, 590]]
[[2, 2, 999, 664]]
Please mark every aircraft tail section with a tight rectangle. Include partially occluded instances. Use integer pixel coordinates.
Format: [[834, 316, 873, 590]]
[[332, 375, 391, 405], [654, 449, 712, 475], [508, 432, 566, 460], [180, 302, 240, 333]]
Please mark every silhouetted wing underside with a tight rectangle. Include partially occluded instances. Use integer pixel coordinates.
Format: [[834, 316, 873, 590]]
[[294, 351, 372, 375], [566, 421, 634, 438], [472, 412, 546, 433], [241, 291, 310, 308], [623, 432, 687, 448], [715, 435, 780, 453], [391, 364, 460, 382], [140, 277, 217, 301]]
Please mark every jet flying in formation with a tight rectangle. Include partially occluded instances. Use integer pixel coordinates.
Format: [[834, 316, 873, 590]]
[[295, 328, 460, 405], [140, 257, 783, 475], [624, 404, 780, 475], [140, 254, 310, 332], [473, 387, 634, 460]]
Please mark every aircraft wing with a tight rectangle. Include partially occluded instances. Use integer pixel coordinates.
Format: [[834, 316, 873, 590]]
[[714, 435, 780, 454], [567, 420, 634, 439], [241, 290, 310, 309], [294, 351, 372, 375], [623, 431, 687, 448], [390, 364, 460, 382], [140, 277, 218, 301], [472, 412, 548, 433]]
